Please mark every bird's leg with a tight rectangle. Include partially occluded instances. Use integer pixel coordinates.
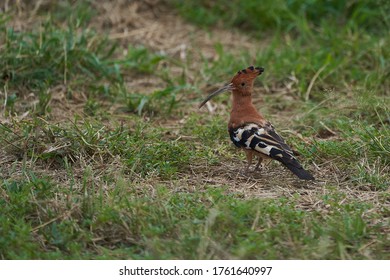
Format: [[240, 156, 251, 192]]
[[254, 156, 263, 171], [244, 150, 253, 174]]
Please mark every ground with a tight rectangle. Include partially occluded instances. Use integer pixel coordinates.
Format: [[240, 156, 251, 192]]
[[0, 0, 389, 259]]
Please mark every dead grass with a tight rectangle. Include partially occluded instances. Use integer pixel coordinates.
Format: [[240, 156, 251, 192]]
[[1, 0, 388, 259], [1, 0, 388, 207]]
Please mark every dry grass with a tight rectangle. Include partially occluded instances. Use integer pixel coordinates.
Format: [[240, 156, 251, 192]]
[[1, 0, 388, 259], [2, 0, 388, 211]]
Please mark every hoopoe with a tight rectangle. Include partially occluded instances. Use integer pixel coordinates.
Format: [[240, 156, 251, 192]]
[[199, 66, 314, 180]]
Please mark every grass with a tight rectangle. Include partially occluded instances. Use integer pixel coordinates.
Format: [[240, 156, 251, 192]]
[[0, 0, 389, 259], [1, 184, 387, 259]]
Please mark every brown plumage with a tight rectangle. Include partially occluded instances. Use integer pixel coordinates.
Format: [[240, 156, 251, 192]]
[[199, 66, 314, 180]]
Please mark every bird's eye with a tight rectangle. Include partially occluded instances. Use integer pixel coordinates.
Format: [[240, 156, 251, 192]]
[[241, 82, 246, 87]]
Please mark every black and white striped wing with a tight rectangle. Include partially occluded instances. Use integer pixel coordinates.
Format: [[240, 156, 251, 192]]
[[229, 123, 314, 180], [229, 123, 293, 158]]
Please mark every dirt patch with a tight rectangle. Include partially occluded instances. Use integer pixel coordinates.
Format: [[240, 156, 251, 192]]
[[1, 1, 388, 215], [93, 0, 258, 57]]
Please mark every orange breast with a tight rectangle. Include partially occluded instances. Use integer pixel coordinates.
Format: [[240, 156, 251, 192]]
[[228, 93, 265, 129]]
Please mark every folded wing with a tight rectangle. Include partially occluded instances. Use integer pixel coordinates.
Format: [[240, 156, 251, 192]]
[[229, 123, 314, 180]]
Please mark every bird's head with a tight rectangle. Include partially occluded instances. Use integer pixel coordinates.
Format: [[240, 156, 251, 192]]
[[199, 66, 264, 108]]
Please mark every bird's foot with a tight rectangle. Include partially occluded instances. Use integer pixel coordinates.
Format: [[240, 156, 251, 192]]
[[253, 163, 264, 172]]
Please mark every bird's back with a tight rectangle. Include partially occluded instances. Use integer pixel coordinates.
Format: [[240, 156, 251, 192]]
[[229, 123, 315, 180]]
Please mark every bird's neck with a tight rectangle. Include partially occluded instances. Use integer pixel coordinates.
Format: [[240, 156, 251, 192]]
[[228, 92, 265, 129]]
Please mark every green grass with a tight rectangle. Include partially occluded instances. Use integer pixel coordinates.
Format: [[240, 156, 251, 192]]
[[171, 0, 390, 36], [0, 0, 389, 259], [1, 182, 388, 259]]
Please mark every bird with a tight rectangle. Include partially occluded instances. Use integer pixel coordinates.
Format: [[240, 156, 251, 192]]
[[199, 65, 314, 180]]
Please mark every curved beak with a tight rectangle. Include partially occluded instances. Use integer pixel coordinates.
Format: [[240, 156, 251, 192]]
[[199, 83, 234, 109]]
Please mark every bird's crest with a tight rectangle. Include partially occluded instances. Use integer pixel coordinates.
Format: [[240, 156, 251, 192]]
[[231, 66, 264, 86]]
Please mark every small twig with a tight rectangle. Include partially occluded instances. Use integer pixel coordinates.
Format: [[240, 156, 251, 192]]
[[319, 121, 337, 136], [251, 209, 260, 231], [358, 240, 377, 254], [305, 63, 328, 101], [302, 96, 332, 117], [31, 206, 76, 232], [0, 135, 24, 151]]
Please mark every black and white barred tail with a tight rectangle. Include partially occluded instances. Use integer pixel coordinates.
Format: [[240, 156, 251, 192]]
[[229, 123, 315, 180]]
